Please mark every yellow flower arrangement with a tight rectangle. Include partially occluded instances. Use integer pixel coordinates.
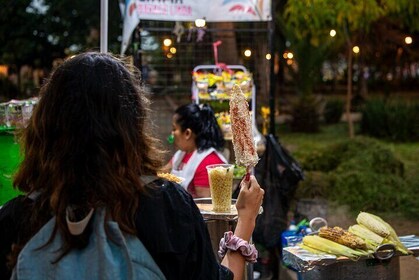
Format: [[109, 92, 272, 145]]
[[261, 106, 270, 135]]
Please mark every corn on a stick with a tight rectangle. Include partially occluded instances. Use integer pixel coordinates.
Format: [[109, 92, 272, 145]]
[[229, 84, 259, 169]]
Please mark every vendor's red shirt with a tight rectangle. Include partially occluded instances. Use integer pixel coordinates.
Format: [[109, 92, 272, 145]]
[[181, 151, 225, 187]]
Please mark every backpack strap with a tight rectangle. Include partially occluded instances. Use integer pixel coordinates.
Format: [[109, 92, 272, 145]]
[[66, 208, 94, 235]]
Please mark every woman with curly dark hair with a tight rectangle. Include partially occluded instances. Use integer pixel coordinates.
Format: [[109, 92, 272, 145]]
[[0, 52, 264, 280]]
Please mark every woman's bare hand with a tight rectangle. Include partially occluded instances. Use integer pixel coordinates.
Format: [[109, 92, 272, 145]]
[[236, 175, 264, 221], [233, 175, 264, 241]]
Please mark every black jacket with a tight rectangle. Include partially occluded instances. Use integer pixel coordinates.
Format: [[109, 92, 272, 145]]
[[0, 179, 232, 280]]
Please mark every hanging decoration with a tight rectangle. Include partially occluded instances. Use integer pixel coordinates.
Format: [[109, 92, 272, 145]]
[[212, 41, 233, 74], [172, 22, 185, 43], [186, 25, 206, 43], [196, 27, 206, 42], [213, 41, 222, 65]]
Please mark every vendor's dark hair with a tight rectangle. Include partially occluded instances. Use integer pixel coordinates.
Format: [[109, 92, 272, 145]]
[[175, 103, 224, 152], [10, 52, 165, 267]]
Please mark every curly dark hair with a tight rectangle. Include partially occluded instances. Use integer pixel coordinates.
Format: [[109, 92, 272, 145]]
[[10, 52, 165, 265]]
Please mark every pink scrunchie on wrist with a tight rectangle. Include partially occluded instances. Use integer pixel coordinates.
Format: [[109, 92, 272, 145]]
[[218, 231, 258, 263]]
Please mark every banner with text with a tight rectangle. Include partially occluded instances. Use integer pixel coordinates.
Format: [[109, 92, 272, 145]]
[[131, 0, 271, 22]]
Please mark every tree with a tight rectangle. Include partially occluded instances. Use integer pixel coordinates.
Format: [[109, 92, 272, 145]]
[[0, 0, 51, 93], [282, 0, 339, 96], [333, 0, 387, 138], [277, 0, 419, 136], [0, 0, 122, 96], [334, 0, 419, 138], [278, 0, 340, 132]]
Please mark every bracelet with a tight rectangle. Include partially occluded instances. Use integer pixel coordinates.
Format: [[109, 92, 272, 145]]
[[218, 231, 258, 263]]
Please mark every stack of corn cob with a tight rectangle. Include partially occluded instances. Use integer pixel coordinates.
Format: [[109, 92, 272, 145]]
[[300, 211, 411, 258], [301, 235, 369, 259]]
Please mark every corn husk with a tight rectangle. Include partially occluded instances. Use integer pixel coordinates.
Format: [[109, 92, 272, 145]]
[[302, 235, 368, 260], [348, 224, 384, 250]]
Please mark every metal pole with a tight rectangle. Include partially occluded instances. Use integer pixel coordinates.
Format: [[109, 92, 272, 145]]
[[268, 1, 276, 136], [100, 0, 108, 53], [135, 25, 142, 69]]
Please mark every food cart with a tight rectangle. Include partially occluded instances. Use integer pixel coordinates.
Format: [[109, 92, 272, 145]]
[[282, 231, 419, 279], [0, 98, 38, 205]]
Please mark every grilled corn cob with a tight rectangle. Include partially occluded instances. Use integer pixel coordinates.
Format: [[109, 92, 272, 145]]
[[319, 226, 367, 250], [356, 212, 390, 237], [302, 235, 367, 259], [348, 224, 384, 250]]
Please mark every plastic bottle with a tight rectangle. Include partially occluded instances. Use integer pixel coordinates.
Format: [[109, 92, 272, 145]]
[[288, 220, 298, 232], [281, 220, 300, 247], [167, 134, 174, 144]]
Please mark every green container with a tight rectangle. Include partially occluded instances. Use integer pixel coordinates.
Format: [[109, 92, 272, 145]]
[[0, 127, 22, 205]]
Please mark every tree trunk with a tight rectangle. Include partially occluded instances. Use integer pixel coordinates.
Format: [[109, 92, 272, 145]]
[[256, 38, 269, 105], [209, 22, 238, 65], [346, 47, 354, 138]]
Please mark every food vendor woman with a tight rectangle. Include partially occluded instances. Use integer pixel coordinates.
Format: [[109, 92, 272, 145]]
[[166, 103, 228, 198]]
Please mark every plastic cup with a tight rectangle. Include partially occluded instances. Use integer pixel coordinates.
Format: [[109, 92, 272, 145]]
[[206, 164, 234, 213]]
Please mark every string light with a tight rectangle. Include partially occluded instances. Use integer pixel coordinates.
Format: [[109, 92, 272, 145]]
[[195, 18, 206, 28], [405, 36, 413, 45], [163, 38, 172, 47]]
